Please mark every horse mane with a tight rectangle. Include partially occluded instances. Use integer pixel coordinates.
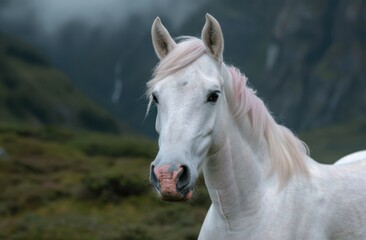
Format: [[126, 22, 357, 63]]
[[147, 37, 309, 185], [227, 67, 309, 185]]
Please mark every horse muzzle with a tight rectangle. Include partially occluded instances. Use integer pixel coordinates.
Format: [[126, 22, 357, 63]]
[[150, 163, 193, 201]]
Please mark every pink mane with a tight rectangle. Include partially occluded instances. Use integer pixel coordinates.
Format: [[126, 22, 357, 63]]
[[226, 66, 309, 184]]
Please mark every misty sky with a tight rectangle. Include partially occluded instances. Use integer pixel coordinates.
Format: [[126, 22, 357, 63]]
[[0, 0, 206, 35]]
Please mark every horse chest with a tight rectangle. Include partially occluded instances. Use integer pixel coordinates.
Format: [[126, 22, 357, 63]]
[[199, 197, 332, 240]]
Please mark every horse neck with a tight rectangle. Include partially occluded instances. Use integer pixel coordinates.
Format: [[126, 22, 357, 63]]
[[202, 91, 269, 230]]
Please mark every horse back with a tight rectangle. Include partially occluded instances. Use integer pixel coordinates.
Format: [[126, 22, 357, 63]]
[[334, 150, 366, 165]]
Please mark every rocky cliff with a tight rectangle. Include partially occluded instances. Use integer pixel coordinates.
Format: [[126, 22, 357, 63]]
[[184, 0, 366, 131]]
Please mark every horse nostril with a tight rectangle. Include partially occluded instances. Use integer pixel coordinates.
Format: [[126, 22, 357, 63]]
[[177, 165, 190, 192], [150, 165, 159, 190]]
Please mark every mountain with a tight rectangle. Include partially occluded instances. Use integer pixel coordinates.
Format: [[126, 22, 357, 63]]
[[48, 0, 366, 135], [0, 33, 128, 133], [0, 0, 365, 136]]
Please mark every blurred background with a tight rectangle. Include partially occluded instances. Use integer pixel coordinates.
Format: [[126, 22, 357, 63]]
[[0, 0, 365, 239]]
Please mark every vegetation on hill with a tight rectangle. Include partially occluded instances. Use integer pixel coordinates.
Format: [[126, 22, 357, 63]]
[[301, 117, 366, 164], [0, 124, 210, 240], [0, 34, 126, 133], [0, 119, 364, 239]]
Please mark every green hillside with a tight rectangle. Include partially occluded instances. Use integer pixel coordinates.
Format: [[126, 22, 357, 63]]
[[0, 124, 204, 240], [0, 120, 364, 239], [0, 34, 126, 133]]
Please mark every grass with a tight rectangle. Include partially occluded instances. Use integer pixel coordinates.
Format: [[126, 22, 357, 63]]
[[0, 124, 208, 240]]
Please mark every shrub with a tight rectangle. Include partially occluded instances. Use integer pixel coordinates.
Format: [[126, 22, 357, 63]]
[[0, 214, 158, 240], [78, 108, 119, 133], [70, 134, 157, 159], [1, 181, 67, 215], [76, 169, 146, 202], [118, 225, 156, 240]]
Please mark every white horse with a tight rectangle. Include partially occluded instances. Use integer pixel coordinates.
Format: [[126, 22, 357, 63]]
[[147, 14, 366, 239]]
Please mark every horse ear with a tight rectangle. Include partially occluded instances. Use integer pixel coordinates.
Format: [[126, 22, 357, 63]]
[[151, 17, 177, 59], [201, 14, 224, 61]]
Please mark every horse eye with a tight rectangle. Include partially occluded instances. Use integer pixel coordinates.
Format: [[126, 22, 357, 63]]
[[152, 94, 159, 104], [207, 92, 220, 103]]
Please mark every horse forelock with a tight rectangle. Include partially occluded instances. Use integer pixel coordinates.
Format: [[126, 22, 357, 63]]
[[226, 66, 309, 186], [147, 37, 206, 95]]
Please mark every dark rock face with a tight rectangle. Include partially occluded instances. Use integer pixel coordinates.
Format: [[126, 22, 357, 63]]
[[260, 0, 366, 130], [180, 0, 366, 132]]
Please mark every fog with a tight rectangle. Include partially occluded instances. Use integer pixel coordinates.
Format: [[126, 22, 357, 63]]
[[0, 0, 206, 36], [0, 0, 209, 136], [1, 0, 363, 137]]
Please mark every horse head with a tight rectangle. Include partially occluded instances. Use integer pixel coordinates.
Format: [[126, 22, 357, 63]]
[[148, 14, 225, 201]]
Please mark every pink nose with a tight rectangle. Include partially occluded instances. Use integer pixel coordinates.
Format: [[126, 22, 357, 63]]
[[150, 163, 192, 201]]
